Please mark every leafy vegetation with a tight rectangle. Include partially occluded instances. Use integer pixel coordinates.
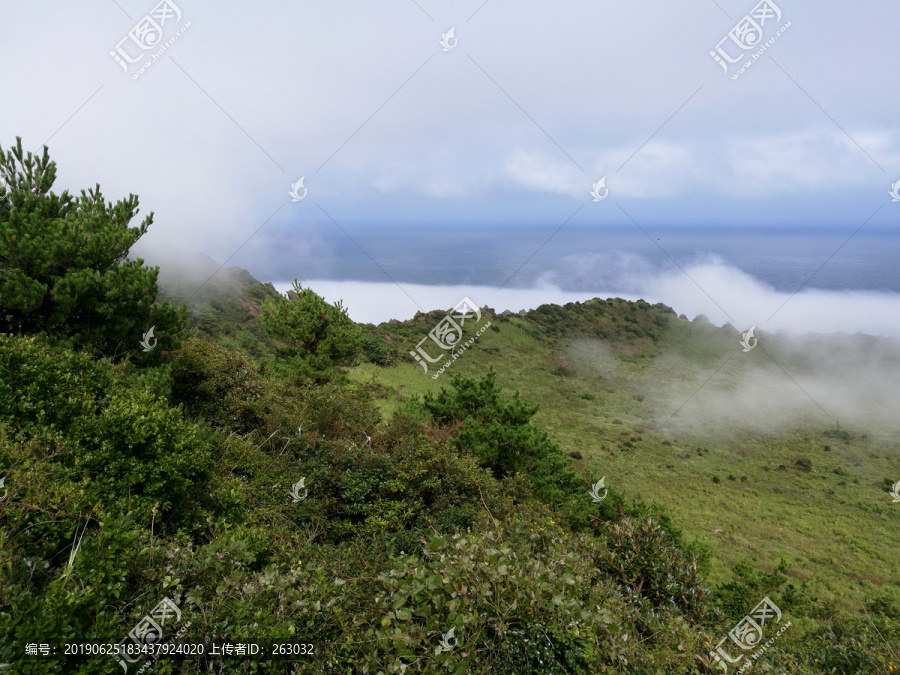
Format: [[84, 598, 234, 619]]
[[261, 279, 361, 384], [0, 137, 188, 359], [0, 140, 897, 673]]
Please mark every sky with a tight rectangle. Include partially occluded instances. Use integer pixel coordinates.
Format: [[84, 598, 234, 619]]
[[2, 0, 900, 330]]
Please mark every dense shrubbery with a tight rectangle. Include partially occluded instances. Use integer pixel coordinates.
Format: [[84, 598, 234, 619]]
[[169, 337, 269, 433], [359, 327, 398, 366], [600, 516, 713, 622], [526, 298, 675, 344], [2, 334, 898, 673], [0, 331, 711, 672], [0, 334, 212, 522]]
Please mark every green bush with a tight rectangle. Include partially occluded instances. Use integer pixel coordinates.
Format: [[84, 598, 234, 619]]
[[303, 412, 500, 549], [599, 516, 713, 622], [419, 369, 583, 505], [338, 518, 629, 673], [292, 381, 380, 442], [712, 559, 793, 622], [0, 508, 150, 672], [261, 280, 361, 384], [0, 333, 212, 523], [169, 337, 268, 433], [359, 328, 396, 366], [80, 388, 213, 518]]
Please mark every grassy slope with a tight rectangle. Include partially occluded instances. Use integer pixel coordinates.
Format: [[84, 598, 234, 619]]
[[350, 302, 900, 618], [155, 256, 282, 358], [161, 265, 900, 617]]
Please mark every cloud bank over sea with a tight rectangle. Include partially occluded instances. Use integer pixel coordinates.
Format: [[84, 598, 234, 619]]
[[276, 253, 900, 338]]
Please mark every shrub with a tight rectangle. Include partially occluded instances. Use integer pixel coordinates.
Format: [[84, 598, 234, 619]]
[[350, 519, 627, 673], [293, 381, 380, 442], [80, 388, 213, 518], [169, 337, 267, 433], [0, 333, 113, 431], [260, 280, 360, 383], [552, 356, 575, 377], [420, 369, 583, 505], [0, 510, 149, 670], [0, 333, 212, 522], [311, 413, 499, 548], [359, 329, 395, 366], [712, 560, 791, 623], [599, 516, 713, 621]]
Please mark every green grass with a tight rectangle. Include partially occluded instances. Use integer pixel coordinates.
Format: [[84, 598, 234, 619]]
[[351, 304, 900, 618]]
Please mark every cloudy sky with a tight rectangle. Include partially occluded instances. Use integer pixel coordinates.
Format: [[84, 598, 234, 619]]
[[2, 0, 899, 328]]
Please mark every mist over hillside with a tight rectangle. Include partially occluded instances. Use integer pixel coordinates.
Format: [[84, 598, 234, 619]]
[[152, 252, 900, 445]]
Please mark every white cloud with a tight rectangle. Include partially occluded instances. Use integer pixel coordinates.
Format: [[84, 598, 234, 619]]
[[503, 149, 582, 197], [3, 0, 900, 282], [278, 255, 900, 339], [725, 128, 896, 195]]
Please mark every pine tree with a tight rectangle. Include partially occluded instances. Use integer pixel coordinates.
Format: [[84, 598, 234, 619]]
[[260, 280, 360, 383], [0, 137, 188, 358]]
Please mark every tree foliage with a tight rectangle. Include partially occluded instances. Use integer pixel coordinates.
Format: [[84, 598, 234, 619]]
[[420, 368, 583, 504], [260, 279, 360, 382], [0, 137, 187, 358]]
